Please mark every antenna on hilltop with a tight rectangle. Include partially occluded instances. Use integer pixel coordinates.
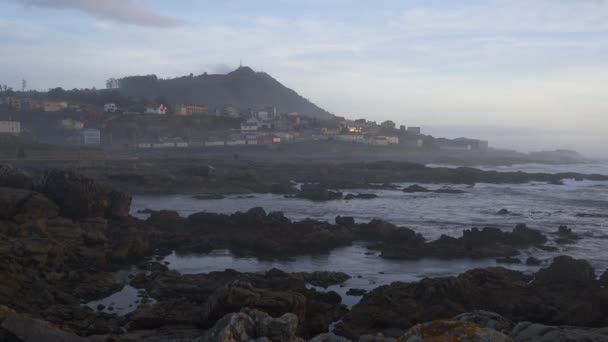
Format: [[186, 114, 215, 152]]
[[22, 79, 27, 92], [240, 59, 243, 68]]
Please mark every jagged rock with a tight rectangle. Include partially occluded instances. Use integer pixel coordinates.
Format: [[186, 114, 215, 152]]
[[1, 316, 89, 342], [0, 165, 33, 189], [106, 191, 132, 219], [202, 310, 304, 342], [434, 187, 467, 194], [0, 187, 35, 219], [511, 322, 608, 342], [452, 311, 514, 334], [600, 270, 608, 288], [291, 271, 350, 288], [295, 184, 343, 201], [496, 257, 521, 264], [533, 256, 596, 287], [555, 225, 581, 245], [346, 288, 367, 296], [308, 333, 351, 342], [403, 184, 429, 193], [497, 209, 510, 215], [129, 300, 203, 330], [525, 257, 542, 266], [12, 192, 59, 223], [344, 193, 378, 200], [401, 320, 512, 342]]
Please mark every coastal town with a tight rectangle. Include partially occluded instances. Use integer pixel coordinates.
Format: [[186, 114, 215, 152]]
[[0, 80, 489, 154]]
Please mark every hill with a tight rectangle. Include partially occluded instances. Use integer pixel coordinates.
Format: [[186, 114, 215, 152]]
[[115, 66, 334, 119]]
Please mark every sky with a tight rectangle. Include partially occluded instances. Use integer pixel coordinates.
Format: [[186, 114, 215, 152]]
[[0, 0, 607, 156]]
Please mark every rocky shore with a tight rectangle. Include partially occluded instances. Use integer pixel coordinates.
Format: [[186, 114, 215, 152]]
[[8, 159, 608, 195], [1, 164, 607, 341]]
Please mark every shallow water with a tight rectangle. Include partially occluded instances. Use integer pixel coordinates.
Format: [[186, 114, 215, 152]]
[[128, 163, 608, 306]]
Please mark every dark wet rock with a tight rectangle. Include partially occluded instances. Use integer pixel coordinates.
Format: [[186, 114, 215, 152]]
[[1, 315, 89, 342], [533, 255, 597, 288], [548, 179, 565, 185], [576, 213, 608, 218], [128, 300, 203, 330], [337, 257, 608, 339], [344, 193, 378, 200], [403, 184, 429, 193], [0, 165, 34, 190], [496, 257, 521, 264], [291, 271, 351, 288], [511, 322, 608, 342], [452, 310, 514, 334], [379, 224, 547, 260], [346, 288, 367, 296], [193, 193, 225, 200], [433, 187, 467, 194], [525, 257, 542, 266], [600, 270, 608, 288], [294, 184, 343, 201], [497, 208, 510, 215], [554, 225, 582, 245], [335, 216, 355, 226]]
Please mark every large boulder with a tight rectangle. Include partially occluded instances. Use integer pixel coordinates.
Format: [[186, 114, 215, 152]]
[[401, 320, 512, 342], [452, 311, 514, 334], [533, 256, 597, 288], [1, 316, 89, 342], [0, 165, 33, 190], [0, 187, 35, 219], [202, 309, 302, 342]]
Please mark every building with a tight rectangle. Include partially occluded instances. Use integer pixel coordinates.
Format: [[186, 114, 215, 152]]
[[321, 127, 342, 136], [407, 127, 422, 135], [176, 104, 207, 116], [336, 134, 366, 144], [368, 137, 389, 146], [81, 128, 101, 146], [104, 103, 118, 113], [145, 105, 168, 115], [205, 140, 225, 147], [0, 97, 22, 111], [258, 135, 281, 145], [43, 100, 68, 112], [60, 118, 84, 130], [0, 121, 21, 134], [374, 136, 399, 144], [241, 118, 261, 132], [22, 98, 41, 111], [226, 139, 247, 146]]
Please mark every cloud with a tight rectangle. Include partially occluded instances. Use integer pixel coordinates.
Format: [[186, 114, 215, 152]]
[[17, 0, 182, 27]]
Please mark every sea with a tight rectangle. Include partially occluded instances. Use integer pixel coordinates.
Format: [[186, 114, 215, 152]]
[[87, 163, 608, 313]]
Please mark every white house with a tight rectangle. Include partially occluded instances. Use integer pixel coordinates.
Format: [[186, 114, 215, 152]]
[[60, 118, 84, 130], [241, 118, 261, 132], [145, 105, 168, 115], [104, 103, 118, 113], [0, 121, 21, 134], [81, 128, 101, 146]]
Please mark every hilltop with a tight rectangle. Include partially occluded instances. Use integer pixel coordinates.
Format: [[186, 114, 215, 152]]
[[115, 66, 334, 119]]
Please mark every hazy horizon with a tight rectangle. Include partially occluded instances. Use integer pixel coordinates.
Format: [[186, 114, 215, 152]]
[[1, 0, 607, 156]]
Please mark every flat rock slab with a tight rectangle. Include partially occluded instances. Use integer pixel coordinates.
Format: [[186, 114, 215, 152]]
[[2, 316, 89, 342]]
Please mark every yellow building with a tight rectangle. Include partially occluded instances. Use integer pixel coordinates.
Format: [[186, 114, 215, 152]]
[[177, 104, 207, 116], [44, 100, 68, 112]]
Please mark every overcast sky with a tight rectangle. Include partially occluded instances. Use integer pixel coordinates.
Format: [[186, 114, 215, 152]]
[[1, 0, 607, 155]]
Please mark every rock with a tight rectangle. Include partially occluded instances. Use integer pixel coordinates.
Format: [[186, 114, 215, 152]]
[[202, 311, 256, 342], [555, 225, 581, 245], [106, 191, 132, 219], [401, 320, 513, 342], [496, 257, 521, 264], [346, 288, 367, 296], [291, 271, 351, 288], [433, 187, 467, 194], [0, 187, 35, 220], [533, 256, 597, 288], [0, 165, 33, 189], [335, 216, 355, 226], [497, 209, 510, 215], [193, 194, 225, 200], [511, 322, 608, 342], [452, 311, 514, 334], [1, 316, 89, 342], [203, 309, 303, 342], [295, 184, 343, 201], [403, 184, 429, 193], [525, 257, 542, 266], [600, 270, 608, 288], [245, 309, 300, 342], [12, 192, 59, 223], [129, 300, 203, 329], [344, 193, 378, 200]]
